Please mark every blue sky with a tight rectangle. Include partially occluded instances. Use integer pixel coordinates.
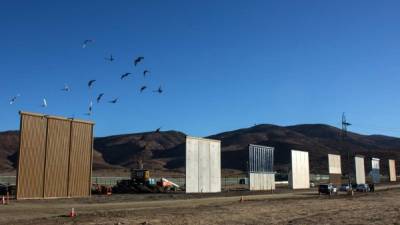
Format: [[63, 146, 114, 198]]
[[1, 0, 400, 137]]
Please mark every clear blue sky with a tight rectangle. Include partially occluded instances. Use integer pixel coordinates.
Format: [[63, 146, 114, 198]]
[[1, 0, 400, 137]]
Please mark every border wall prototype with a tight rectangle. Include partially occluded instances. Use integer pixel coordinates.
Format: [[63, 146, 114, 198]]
[[371, 158, 380, 184], [289, 150, 310, 189], [248, 144, 275, 191], [328, 154, 342, 186], [185, 136, 221, 193], [389, 159, 396, 182], [16, 112, 94, 199], [355, 155, 366, 184]]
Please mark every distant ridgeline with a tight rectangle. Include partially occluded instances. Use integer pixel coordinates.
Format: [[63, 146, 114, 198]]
[[1, 124, 400, 174]]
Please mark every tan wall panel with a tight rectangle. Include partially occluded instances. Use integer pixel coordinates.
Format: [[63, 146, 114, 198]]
[[355, 156, 366, 184], [328, 154, 341, 174], [68, 122, 93, 197], [389, 159, 396, 182], [17, 112, 94, 199], [16, 115, 47, 199], [43, 119, 71, 198]]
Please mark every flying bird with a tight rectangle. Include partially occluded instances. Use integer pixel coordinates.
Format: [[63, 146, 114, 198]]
[[82, 39, 93, 48], [61, 84, 70, 92], [88, 80, 96, 88], [9, 94, 20, 105], [86, 101, 93, 115], [120, 72, 131, 80], [140, 86, 147, 93], [42, 98, 47, 108], [96, 93, 104, 103], [105, 54, 114, 62], [109, 98, 119, 104], [143, 70, 150, 77], [153, 86, 163, 94], [134, 56, 144, 66]]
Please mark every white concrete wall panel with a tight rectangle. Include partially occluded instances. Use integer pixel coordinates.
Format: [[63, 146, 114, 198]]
[[372, 158, 380, 170], [328, 154, 342, 174], [198, 140, 210, 192], [355, 156, 366, 184], [209, 141, 221, 192], [185, 136, 221, 193], [289, 150, 310, 189], [249, 173, 275, 191], [185, 138, 199, 193], [389, 159, 396, 182]]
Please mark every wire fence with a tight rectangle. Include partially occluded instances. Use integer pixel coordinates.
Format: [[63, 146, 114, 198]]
[[1, 174, 397, 188]]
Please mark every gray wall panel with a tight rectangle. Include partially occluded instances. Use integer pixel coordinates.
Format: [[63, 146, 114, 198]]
[[371, 158, 380, 184]]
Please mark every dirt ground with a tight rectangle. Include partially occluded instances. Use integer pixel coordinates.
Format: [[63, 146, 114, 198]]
[[1, 185, 400, 225]]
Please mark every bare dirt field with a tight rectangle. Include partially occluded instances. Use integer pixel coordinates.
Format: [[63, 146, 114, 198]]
[[1, 185, 400, 225]]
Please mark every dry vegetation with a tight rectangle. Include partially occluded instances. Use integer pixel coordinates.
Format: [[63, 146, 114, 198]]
[[1, 186, 400, 225]]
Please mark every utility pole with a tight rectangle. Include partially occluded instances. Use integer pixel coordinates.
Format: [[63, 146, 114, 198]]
[[341, 113, 352, 188]]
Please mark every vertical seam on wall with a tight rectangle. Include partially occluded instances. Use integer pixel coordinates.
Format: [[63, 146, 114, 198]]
[[209, 142, 211, 192], [66, 121, 73, 197], [197, 140, 200, 193], [88, 124, 94, 196], [16, 113, 23, 199], [42, 117, 49, 198]]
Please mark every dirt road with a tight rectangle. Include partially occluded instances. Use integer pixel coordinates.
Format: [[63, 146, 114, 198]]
[[1, 185, 400, 225]]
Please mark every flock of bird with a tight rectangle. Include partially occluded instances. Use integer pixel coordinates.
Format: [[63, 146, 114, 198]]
[[9, 39, 164, 118]]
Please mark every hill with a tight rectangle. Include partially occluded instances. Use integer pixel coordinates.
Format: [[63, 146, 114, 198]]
[[0, 124, 399, 175]]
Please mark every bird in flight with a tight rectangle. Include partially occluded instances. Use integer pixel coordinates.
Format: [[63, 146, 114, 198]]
[[42, 98, 47, 108], [153, 86, 163, 94], [88, 80, 96, 88], [105, 54, 114, 62], [96, 93, 104, 103], [134, 56, 144, 66], [120, 72, 131, 80], [109, 98, 119, 104], [9, 94, 20, 105], [61, 84, 70, 92], [143, 70, 150, 77], [82, 39, 93, 48], [86, 101, 93, 116], [140, 86, 147, 93]]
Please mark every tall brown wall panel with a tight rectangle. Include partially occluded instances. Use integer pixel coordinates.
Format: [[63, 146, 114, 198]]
[[68, 122, 93, 197], [16, 115, 47, 199], [44, 119, 71, 198], [16, 112, 94, 199]]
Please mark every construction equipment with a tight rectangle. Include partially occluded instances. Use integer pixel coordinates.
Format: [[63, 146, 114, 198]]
[[131, 169, 150, 184], [112, 168, 180, 193]]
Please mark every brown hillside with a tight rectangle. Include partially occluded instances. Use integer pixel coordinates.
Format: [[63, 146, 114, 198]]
[[1, 124, 400, 175]]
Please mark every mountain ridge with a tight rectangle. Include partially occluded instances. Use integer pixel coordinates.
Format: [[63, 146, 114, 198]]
[[0, 124, 399, 175]]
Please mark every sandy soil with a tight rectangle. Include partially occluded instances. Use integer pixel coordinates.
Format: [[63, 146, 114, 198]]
[[1, 185, 400, 225]]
